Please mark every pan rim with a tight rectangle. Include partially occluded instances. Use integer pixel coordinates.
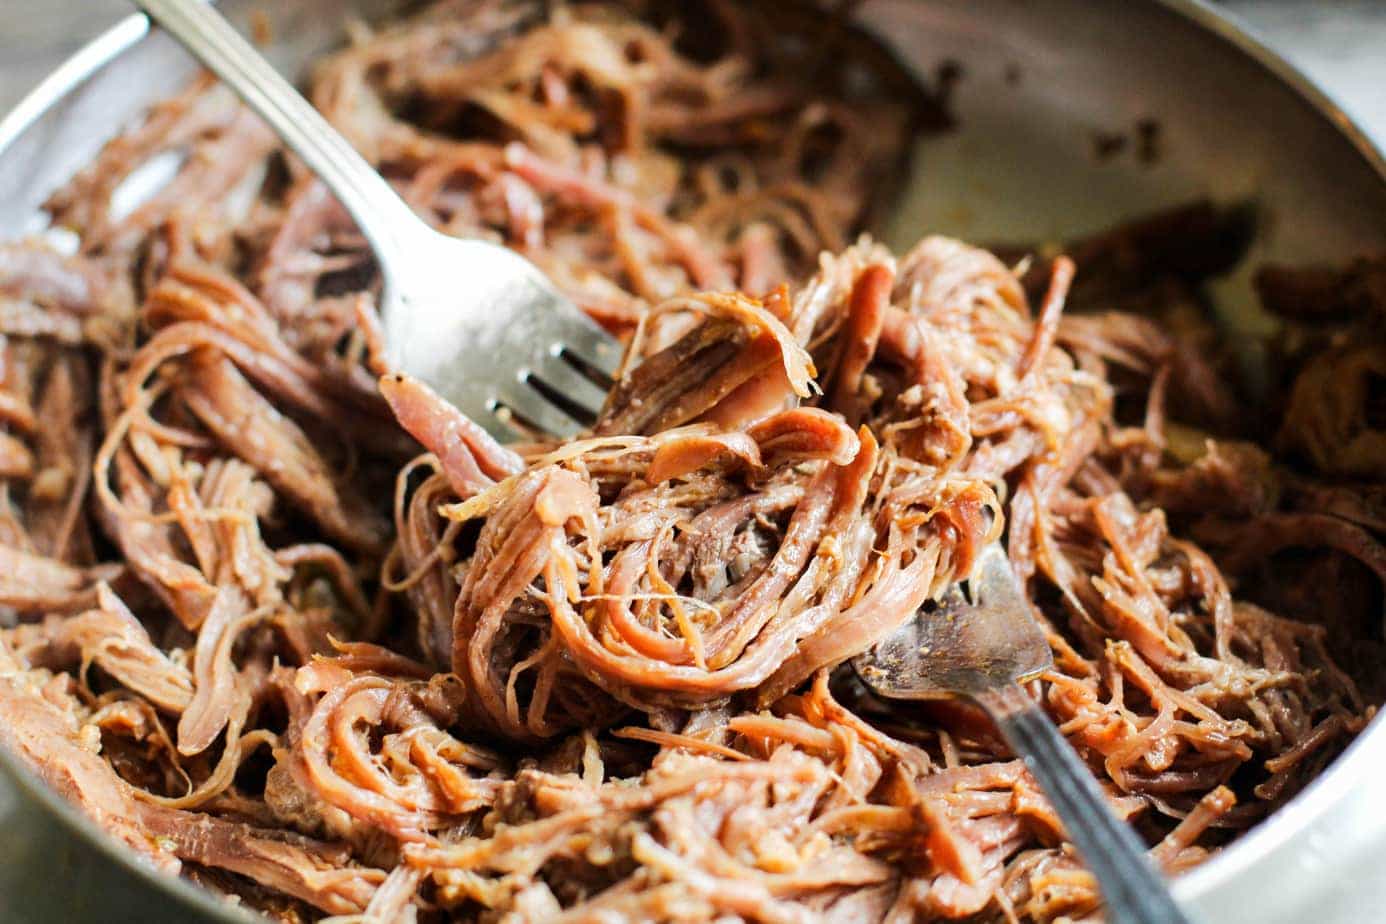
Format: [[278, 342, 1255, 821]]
[[0, 0, 1381, 919]]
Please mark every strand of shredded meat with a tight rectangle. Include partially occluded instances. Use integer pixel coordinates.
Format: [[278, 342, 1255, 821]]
[[0, 2, 1380, 922]]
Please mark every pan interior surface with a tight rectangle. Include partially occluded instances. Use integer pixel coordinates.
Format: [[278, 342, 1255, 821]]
[[0, 2, 1382, 922]]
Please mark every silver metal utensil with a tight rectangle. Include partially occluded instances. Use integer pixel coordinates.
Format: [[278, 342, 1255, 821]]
[[4, 2, 1386, 922], [130, 0, 623, 442], [853, 543, 1196, 924]]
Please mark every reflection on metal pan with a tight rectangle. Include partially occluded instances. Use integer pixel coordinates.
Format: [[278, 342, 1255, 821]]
[[0, 1, 1382, 921]]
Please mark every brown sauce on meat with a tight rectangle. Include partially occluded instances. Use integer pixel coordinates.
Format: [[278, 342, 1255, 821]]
[[0, 2, 1381, 920]]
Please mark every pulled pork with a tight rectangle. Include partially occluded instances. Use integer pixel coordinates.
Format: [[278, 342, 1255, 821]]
[[0, 2, 1380, 922]]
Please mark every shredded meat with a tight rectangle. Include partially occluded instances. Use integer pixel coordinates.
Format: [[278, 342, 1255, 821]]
[[0, 2, 1380, 922]]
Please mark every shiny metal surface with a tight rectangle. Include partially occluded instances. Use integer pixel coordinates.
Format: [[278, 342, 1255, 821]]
[[856, 546, 1197, 922], [855, 544, 1052, 701], [1, 1, 1384, 921], [134, 0, 620, 441]]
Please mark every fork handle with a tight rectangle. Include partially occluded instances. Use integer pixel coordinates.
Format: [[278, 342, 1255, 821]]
[[975, 683, 1196, 924], [130, 0, 420, 264]]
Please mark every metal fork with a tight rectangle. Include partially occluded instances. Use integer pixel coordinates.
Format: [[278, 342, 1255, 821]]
[[131, 0, 623, 442], [853, 543, 1196, 924]]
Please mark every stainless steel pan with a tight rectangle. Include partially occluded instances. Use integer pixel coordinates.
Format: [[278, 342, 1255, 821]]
[[1, 1, 1384, 921]]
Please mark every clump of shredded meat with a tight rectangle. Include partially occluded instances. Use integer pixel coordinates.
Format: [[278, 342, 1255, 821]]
[[0, 2, 1381, 922]]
